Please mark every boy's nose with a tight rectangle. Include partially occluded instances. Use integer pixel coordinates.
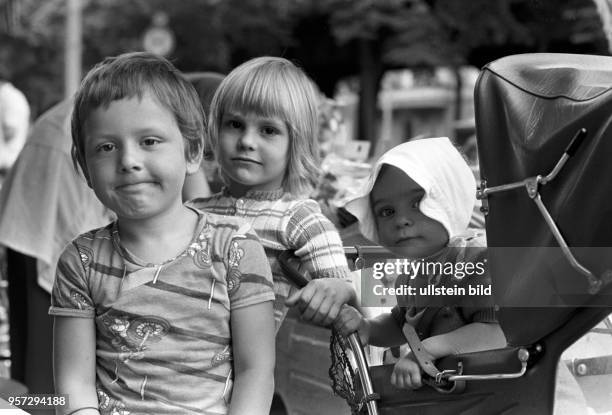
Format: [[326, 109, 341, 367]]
[[119, 146, 143, 172]]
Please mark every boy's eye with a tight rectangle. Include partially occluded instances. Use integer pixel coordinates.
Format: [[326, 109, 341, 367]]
[[96, 143, 116, 152], [411, 199, 420, 209]]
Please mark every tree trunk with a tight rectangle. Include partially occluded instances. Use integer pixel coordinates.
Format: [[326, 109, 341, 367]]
[[65, 0, 82, 98], [453, 64, 462, 121], [357, 37, 383, 155]]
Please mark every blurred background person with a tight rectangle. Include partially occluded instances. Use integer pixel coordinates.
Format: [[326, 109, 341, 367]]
[[0, 98, 113, 408], [0, 80, 30, 177]]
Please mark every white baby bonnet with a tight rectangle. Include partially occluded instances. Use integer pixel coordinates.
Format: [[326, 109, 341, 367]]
[[344, 137, 476, 244]]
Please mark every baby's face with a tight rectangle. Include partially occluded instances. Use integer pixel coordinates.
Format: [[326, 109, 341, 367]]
[[371, 165, 448, 258]]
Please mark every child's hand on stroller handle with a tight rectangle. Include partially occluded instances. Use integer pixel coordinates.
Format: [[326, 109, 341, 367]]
[[334, 305, 370, 344], [286, 278, 355, 326]]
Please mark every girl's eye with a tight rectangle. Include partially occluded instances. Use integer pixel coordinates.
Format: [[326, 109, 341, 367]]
[[411, 200, 420, 209], [261, 126, 279, 136], [142, 137, 160, 146], [378, 207, 395, 218], [226, 120, 242, 129]]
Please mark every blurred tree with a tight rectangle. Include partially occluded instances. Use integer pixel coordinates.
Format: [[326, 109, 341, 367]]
[[217, 0, 293, 66], [0, 0, 296, 116], [425, 0, 532, 120], [328, 0, 432, 144], [0, 0, 607, 122], [0, 0, 20, 33], [430, 0, 608, 119], [80, 0, 294, 74], [295, 0, 435, 144], [288, 0, 608, 149], [287, 0, 468, 145], [0, 0, 65, 115], [285, 9, 356, 96]]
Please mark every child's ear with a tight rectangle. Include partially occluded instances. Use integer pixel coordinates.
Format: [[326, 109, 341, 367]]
[[186, 151, 203, 176]]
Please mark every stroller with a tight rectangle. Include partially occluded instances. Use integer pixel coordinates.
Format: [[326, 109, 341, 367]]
[[281, 52, 612, 415]]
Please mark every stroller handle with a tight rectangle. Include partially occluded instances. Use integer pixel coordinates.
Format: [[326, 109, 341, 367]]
[[278, 250, 380, 415], [278, 250, 311, 289]]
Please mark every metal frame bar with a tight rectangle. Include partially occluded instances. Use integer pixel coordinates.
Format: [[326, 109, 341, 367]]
[[477, 129, 611, 293], [347, 335, 380, 415]]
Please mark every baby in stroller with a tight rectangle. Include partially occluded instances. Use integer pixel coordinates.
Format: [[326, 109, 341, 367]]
[[336, 137, 507, 389]]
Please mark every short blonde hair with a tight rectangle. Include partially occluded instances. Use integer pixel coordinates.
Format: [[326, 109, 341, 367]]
[[207, 56, 320, 195]]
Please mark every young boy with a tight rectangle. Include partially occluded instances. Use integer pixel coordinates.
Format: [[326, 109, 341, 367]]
[[50, 52, 275, 415], [335, 137, 507, 389]]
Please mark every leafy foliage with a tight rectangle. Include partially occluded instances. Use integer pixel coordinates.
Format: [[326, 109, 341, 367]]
[[0, 0, 296, 116], [0, 0, 607, 120]]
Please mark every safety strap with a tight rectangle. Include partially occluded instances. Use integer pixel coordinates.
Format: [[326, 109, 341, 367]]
[[401, 322, 440, 378]]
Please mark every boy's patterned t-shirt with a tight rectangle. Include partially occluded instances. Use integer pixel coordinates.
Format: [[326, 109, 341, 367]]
[[50, 209, 274, 414]]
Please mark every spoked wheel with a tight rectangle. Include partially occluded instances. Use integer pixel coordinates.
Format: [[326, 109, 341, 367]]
[[278, 250, 380, 414], [329, 330, 380, 415]]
